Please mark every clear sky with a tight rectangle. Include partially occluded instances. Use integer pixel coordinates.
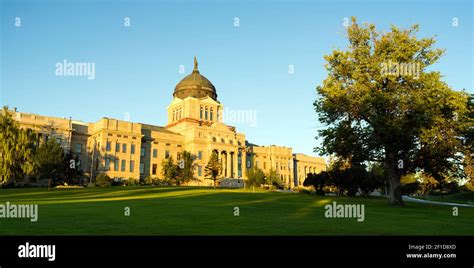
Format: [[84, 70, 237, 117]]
[[1, 0, 472, 157]]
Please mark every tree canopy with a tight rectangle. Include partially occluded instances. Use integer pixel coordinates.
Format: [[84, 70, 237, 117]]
[[315, 18, 471, 205]]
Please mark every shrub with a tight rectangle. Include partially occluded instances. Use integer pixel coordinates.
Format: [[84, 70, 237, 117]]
[[95, 174, 111, 187], [125, 177, 138, 186], [294, 186, 313, 195]]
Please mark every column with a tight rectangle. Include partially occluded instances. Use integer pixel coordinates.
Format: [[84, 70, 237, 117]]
[[241, 152, 246, 179], [233, 152, 238, 178], [217, 151, 224, 177], [225, 152, 230, 178]]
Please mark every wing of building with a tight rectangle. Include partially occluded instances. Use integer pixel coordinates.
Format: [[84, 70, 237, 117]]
[[10, 58, 326, 187]]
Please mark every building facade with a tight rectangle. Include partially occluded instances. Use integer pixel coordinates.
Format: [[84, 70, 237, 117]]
[[10, 58, 326, 187]]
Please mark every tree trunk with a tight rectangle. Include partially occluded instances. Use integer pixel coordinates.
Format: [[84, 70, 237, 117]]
[[386, 155, 404, 206]]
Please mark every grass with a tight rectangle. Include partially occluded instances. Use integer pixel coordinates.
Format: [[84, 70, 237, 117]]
[[0, 186, 473, 235], [416, 191, 474, 205]]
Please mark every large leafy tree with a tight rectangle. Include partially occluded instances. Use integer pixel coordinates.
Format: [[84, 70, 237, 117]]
[[463, 94, 474, 189], [315, 18, 470, 205], [245, 166, 265, 188], [161, 156, 179, 185], [205, 151, 221, 188], [177, 150, 197, 185], [0, 106, 37, 186], [33, 139, 66, 185], [266, 168, 283, 188]]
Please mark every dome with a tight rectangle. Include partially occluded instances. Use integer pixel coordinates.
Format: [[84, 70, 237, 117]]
[[173, 57, 217, 100]]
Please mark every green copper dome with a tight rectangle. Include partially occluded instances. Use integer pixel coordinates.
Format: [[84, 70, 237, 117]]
[[173, 57, 217, 100]]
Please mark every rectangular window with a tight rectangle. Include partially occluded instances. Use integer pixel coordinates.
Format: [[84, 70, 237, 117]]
[[152, 164, 157, 175], [256, 161, 259, 168], [75, 143, 83, 153], [140, 163, 145, 174], [56, 138, 61, 144], [122, 144, 127, 153], [140, 147, 145, 157], [130, 160, 135, 172], [131, 144, 135, 154], [121, 159, 126, 172], [263, 162, 266, 169], [198, 151, 203, 160], [198, 165, 202, 176], [247, 160, 251, 168], [106, 141, 111, 151], [105, 158, 110, 170], [165, 150, 170, 159], [153, 149, 158, 158], [116, 142, 120, 153], [114, 159, 119, 171]]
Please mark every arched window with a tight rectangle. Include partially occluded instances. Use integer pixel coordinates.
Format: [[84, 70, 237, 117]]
[[200, 106, 203, 119], [210, 108, 213, 121], [172, 110, 175, 121], [205, 107, 209, 120]]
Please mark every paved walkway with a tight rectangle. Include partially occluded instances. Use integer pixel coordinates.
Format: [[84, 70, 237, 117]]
[[402, 195, 474, 208]]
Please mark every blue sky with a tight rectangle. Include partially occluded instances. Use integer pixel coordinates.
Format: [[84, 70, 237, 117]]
[[1, 0, 472, 157]]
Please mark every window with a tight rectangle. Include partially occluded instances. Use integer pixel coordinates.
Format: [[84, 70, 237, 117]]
[[153, 149, 158, 158], [105, 158, 110, 170], [140, 147, 145, 157], [198, 151, 203, 160], [205, 107, 208, 120], [165, 150, 170, 159], [263, 162, 267, 169], [131, 144, 135, 154], [106, 141, 111, 151], [75, 143, 83, 153], [255, 161, 259, 168], [212, 137, 216, 142], [140, 163, 145, 174], [200, 106, 203, 119], [122, 144, 127, 153], [152, 164, 157, 175], [114, 159, 119, 171], [210, 108, 213, 121], [121, 160, 126, 172], [198, 165, 202, 176], [56, 138, 61, 144], [130, 160, 135, 172], [116, 142, 120, 153]]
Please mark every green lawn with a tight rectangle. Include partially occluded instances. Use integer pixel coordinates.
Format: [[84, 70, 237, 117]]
[[416, 191, 474, 205], [0, 186, 472, 235]]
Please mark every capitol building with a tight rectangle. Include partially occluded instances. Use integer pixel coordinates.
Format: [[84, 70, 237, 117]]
[[12, 58, 325, 187]]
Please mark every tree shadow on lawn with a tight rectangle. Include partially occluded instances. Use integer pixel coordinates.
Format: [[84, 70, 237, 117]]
[[0, 187, 204, 203], [3, 188, 228, 205]]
